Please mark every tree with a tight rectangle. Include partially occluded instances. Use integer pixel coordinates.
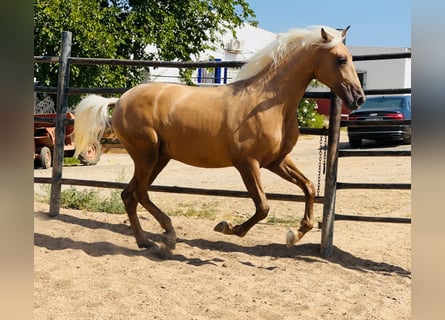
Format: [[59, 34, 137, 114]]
[[34, 0, 257, 90]]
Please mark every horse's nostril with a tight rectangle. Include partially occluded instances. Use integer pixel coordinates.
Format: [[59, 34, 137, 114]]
[[355, 96, 365, 107]]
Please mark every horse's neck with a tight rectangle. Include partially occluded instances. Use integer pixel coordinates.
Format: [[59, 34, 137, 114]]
[[237, 47, 314, 119]]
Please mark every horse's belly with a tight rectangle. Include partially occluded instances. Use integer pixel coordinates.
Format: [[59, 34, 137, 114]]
[[165, 139, 232, 168]]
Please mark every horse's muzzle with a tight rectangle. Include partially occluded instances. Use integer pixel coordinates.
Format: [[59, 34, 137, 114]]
[[355, 96, 365, 108], [343, 84, 365, 110]]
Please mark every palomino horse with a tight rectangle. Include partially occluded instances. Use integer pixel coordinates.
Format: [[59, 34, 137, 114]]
[[74, 26, 365, 252]]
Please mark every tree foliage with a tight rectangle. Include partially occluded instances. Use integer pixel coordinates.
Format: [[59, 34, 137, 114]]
[[297, 99, 326, 128], [34, 0, 257, 89]]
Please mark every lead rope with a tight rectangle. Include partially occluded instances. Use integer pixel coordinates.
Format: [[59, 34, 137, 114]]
[[316, 134, 328, 197]]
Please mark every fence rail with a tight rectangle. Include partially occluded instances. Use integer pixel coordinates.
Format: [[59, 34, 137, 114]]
[[34, 177, 325, 204], [34, 51, 411, 65]]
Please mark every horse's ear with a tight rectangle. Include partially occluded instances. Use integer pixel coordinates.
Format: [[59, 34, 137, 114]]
[[341, 25, 351, 38], [321, 27, 333, 42]]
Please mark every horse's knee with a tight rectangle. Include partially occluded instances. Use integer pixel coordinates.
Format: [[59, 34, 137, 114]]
[[305, 181, 315, 198]]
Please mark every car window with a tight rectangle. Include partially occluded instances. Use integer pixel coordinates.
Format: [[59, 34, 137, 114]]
[[361, 98, 405, 110]]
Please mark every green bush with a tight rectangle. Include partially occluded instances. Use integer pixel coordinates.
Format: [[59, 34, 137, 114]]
[[94, 190, 126, 214], [59, 186, 126, 214], [297, 98, 325, 128], [60, 187, 99, 210]]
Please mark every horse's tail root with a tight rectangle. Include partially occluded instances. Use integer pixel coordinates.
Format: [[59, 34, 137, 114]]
[[73, 94, 119, 158]]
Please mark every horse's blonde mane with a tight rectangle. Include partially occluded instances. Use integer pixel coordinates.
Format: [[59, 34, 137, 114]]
[[233, 26, 345, 82]]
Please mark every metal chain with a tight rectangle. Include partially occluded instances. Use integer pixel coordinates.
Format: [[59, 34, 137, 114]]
[[317, 135, 323, 196], [323, 134, 327, 175], [316, 134, 328, 197]]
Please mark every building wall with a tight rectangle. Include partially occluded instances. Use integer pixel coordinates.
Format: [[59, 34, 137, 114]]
[[349, 46, 411, 91], [143, 25, 276, 84]]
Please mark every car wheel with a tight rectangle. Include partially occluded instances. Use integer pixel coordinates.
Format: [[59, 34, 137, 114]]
[[349, 137, 362, 148], [40, 146, 52, 169]]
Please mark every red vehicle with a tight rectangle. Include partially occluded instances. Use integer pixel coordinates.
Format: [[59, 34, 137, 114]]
[[316, 98, 351, 120], [34, 112, 101, 168]]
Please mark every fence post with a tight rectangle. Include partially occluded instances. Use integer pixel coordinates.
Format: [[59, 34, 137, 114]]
[[49, 31, 72, 217], [320, 93, 342, 258]]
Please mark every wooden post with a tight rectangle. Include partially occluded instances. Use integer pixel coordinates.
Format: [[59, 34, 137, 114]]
[[320, 93, 342, 258], [49, 31, 72, 217]]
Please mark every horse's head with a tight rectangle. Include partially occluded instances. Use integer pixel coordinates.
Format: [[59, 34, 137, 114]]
[[312, 26, 365, 110]]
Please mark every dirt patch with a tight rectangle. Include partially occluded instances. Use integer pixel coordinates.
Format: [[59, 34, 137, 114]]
[[34, 132, 411, 319]]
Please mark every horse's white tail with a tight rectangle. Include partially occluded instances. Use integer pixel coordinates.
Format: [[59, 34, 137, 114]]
[[73, 95, 119, 158]]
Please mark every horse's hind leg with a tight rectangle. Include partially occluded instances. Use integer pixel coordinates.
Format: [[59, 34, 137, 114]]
[[136, 185, 176, 250], [121, 179, 158, 250], [121, 141, 176, 250], [214, 159, 270, 237], [266, 155, 315, 247]]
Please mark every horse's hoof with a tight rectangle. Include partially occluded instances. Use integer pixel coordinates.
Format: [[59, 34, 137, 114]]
[[161, 233, 176, 250], [286, 230, 296, 247], [140, 243, 172, 260], [285, 230, 303, 247], [214, 221, 233, 234], [137, 239, 159, 250], [151, 245, 172, 260]]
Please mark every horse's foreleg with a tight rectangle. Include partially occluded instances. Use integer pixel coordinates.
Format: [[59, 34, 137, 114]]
[[214, 160, 269, 237], [267, 155, 315, 247]]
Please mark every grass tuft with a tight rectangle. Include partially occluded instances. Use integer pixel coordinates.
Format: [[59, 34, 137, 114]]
[[267, 214, 301, 227], [168, 202, 218, 220]]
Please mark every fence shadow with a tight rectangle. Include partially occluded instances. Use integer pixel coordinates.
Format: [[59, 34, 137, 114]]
[[177, 237, 411, 278]]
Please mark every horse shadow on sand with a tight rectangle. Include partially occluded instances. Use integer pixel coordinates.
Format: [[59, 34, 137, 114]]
[[34, 211, 410, 278]]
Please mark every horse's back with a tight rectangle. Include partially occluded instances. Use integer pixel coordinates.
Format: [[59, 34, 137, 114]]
[[111, 83, 235, 167]]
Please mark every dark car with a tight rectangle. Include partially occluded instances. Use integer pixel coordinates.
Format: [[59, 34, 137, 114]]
[[346, 95, 411, 147]]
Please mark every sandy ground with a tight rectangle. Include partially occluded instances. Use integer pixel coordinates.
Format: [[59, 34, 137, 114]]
[[34, 132, 411, 319]]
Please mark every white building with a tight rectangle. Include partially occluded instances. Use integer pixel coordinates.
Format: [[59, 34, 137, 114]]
[[143, 25, 276, 84], [194, 25, 276, 84], [349, 46, 411, 91]]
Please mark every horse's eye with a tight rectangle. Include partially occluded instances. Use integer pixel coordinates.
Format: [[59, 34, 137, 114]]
[[338, 57, 348, 65]]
